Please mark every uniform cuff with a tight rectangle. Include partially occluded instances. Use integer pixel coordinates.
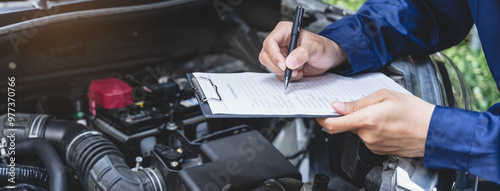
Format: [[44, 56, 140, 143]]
[[318, 16, 382, 75], [424, 105, 480, 171]]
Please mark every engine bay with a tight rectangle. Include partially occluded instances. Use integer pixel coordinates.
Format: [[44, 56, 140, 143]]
[[0, 0, 479, 190]]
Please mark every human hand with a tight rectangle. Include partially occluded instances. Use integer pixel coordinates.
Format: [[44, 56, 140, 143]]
[[259, 21, 347, 81], [316, 89, 436, 157]]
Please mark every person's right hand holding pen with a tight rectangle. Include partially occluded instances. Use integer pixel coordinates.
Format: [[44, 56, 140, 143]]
[[258, 8, 347, 83], [283, 6, 305, 91], [259, 6, 435, 158]]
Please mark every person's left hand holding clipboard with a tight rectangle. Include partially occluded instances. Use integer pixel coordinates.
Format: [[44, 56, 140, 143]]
[[259, 8, 436, 158], [258, 13, 347, 82]]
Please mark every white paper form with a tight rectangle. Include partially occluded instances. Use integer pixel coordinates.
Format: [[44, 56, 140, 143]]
[[192, 72, 411, 117]]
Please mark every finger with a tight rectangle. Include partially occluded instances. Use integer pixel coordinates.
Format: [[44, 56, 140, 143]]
[[259, 50, 285, 76], [364, 143, 408, 156], [291, 68, 303, 81], [285, 34, 321, 69], [292, 69, 298, 77], [332, 89, 393, 115], [280, 46, 289, 58], [291, 65, 303, 77], [316, 110, 371, 134], [275, 75, 284, 82], [262, 22, 292, 70], [286, 46, 310, 70], [263, 46, 286, 71]]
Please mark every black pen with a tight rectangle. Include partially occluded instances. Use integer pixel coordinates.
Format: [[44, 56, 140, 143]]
[[284, 6, 305, 91]]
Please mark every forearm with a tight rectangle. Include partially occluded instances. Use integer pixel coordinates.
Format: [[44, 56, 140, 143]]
[[319, 0, 473, 75], [425, 103, 500, 184]]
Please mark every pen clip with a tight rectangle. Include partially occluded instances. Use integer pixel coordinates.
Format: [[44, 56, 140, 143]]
[[192, 76, 222, 103]]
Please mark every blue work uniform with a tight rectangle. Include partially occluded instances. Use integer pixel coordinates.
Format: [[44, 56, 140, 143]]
[[318, 0, 500, 184]]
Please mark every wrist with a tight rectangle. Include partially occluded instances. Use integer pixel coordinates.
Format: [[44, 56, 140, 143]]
[[323, 36, 347, 70], [333, 42, 347, 67]]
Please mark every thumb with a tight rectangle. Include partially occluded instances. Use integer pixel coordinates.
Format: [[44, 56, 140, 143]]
[[286, 45, 312, 70], [331, 89, 393, 115], [331, 101, 349, 115], [316, 110, 370, 134], [331, 100, 361, 115]]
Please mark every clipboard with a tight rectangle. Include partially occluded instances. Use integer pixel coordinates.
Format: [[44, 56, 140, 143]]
[[188, 73, 271, 118], [188, 73, 228, 118], [187, 72, 411, 118], [187, 73, 339, 118]]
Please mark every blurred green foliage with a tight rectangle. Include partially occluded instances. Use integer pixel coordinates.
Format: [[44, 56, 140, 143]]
[[322, 0, 500, 111], [442, 41, 500, 111], [322, 0, 364, 11]]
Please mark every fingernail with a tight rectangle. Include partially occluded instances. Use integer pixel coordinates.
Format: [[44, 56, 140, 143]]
[[286, 55, 300, 69], [292, 70, 298, 77], [331, 101, 345, 111], [277, 61, 286, 71]]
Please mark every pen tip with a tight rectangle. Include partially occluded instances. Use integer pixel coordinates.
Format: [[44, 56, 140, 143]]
[[284, 79, 289, 91]]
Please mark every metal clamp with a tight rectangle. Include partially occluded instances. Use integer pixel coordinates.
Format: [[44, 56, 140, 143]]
[[32, 0, 50, 10], [191, 76, 222, 103]]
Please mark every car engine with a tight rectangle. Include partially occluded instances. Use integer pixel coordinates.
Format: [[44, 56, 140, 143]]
[[0, 0, 480, 190]]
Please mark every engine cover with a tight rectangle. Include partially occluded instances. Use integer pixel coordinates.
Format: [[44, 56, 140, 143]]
[[151, 127, 301, 191]]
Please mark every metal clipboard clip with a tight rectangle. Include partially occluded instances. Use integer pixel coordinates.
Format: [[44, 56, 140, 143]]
[[191, 76, 222, 103]]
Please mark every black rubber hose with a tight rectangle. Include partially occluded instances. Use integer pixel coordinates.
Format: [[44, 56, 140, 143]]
[[0, 113, 164, 191], [0, 164, 49, 189], [43, 119, 88, 153], [16, 139, 68, 191], [66, 132, 163, 191], [0, 183, 47, 191], [312, 174, 330, 191], [66, 133, 124, 186]]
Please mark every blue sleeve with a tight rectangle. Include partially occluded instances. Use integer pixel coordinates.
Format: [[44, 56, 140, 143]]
[[425, 103, 500, 184], [318, 0, 473, 75], [317, 0, 500, 183]]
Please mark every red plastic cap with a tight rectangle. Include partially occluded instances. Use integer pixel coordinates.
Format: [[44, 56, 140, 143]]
[[88, 77, 134, 115]]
